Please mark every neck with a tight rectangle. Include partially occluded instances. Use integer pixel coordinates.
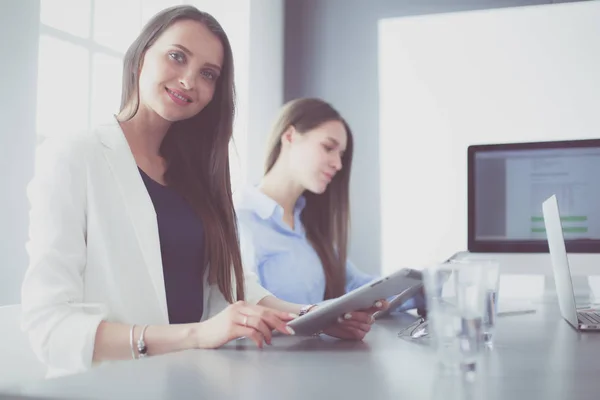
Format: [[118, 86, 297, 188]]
[[259, 161, 304, 216], [118, 106, 172, 159]]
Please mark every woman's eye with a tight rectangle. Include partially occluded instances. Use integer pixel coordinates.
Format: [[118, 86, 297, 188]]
[[201, 70, 218, 81], [168, 51, 185, 63], [323, 144, 334, 152]]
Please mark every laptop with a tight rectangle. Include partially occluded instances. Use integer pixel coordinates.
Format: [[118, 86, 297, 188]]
[[542, 195, 600, 331]]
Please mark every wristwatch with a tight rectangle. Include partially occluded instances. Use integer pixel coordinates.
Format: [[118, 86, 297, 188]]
[[299, 304, 317, 316]]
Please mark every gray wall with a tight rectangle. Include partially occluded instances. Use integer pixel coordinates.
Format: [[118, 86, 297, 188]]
[[283, 0, 586, 275], [1, 1, 40, 305], [246, 0, 284, 184]]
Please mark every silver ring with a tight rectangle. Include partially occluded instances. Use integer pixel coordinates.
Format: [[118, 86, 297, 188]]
[[243, 315, 248, 327]]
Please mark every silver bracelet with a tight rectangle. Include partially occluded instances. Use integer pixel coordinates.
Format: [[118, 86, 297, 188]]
[[137, 325, 149, 358], [129, 324, 137, 360]]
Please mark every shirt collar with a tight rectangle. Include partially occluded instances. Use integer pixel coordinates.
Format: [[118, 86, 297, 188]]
[[235, 184, 307, 220]]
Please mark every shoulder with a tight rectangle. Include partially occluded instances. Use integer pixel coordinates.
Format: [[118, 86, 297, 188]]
[[236, 207, 263, 230], [233, 184, 258, 211], [235, 188, 273, 251], [36, 123, 113, 159], [34, 136, 92, 176], [35, 121, 123, 169], [234, 184, 273, 221], [233, 184, 282, 224], [236, 208, 265, 246]]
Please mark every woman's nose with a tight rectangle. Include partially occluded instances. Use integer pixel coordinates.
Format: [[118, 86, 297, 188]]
[[332, 154, 343, 170]]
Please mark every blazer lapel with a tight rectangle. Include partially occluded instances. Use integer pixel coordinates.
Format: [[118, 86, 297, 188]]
[[98, 121, 169, 323]]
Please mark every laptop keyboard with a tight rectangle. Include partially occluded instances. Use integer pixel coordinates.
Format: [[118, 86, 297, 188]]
[[578, 311, 600, 325]]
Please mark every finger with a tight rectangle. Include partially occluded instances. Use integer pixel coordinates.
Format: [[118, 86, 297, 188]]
[[341, 300, 390, 319], [335, 326, 367, 340], [372, 299, 390, 311], [233, 323, 265, 348], [346, 326, 367, 340], [338, 311, 374, 324], [262, 313, 296, 336], [243, 315, 273, 345], [243, 305, 297, 322], [246, 329, 266, 349], [337, 319, 372, 333], [360, 300, 391, 315], [241, 306, 296, 336]]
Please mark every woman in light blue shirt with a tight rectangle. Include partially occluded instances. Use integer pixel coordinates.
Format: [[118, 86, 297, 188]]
[[236, 98, 423, 311]]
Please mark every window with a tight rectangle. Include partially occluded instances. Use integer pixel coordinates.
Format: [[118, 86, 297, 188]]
[[38, 0, 178, 136], [37, 0, 249, 188]]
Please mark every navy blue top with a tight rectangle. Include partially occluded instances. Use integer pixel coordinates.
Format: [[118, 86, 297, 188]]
[[139, 168, 205, 324]]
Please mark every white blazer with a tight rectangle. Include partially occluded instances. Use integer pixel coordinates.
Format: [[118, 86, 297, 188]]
[[21, 120, 271, 378]]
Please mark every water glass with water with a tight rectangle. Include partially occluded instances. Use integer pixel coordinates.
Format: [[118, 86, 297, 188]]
[[481, 261, 500, 348], [423, 262, 486, 371], [450, 259, 500, 348]]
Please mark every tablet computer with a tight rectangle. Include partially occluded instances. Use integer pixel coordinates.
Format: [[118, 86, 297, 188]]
[[372, 282, 425, 319], [287, 268, 423, 336]]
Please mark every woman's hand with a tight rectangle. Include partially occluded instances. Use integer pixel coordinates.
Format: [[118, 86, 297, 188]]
[[194, 301, 297, 349], [321, 299, 390, 340]]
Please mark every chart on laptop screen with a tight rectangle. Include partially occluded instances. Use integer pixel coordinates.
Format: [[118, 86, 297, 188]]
[[473, 146, 600, 242]]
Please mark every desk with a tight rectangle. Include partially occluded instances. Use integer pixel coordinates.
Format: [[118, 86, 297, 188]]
[[6, 302, 600, 400]]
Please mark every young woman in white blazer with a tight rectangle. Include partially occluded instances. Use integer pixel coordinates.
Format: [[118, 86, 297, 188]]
[[21, 6, 388, 378]]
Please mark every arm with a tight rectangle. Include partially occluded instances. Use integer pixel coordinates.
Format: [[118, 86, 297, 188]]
[[21, 138, 293, 373], [237, 222, 382, 338], [258, 296, 302, 315], [257, 263, 389, 340], [22, 136, 108, 372], [93, 322, 197, 361], [237, 216, 302, 315], [257, 259, 381, 315], [345, 260, 420, 311], [345, 259, 377, 293], [94, 301, 298, 360], [22, 138, 195, 369], [237, 219, 302, 315]]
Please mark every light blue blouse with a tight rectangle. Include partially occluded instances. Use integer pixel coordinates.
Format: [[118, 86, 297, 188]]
[[235, 185, 419, 310]]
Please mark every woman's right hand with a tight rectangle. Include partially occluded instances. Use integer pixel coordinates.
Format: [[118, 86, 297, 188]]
[[194, 301, 297, 349]]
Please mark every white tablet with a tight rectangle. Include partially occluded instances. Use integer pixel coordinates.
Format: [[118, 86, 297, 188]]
[[287, 268, 423, 336]]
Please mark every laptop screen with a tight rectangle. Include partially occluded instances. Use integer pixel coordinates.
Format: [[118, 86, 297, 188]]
[[468, 139, 600, 253]]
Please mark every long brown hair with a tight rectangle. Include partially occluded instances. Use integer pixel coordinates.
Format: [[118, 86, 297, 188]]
[[118, 5, 243, 302], [264, 98, 354, 299]]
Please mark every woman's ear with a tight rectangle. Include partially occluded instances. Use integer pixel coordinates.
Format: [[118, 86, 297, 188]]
[[281, 125, 296, 146]]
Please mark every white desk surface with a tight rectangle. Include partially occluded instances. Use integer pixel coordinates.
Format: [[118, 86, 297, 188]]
[[4, 301, 600, 400]]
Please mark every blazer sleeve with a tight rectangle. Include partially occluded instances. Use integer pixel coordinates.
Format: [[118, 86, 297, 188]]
[[21, 136, 106, 374], [243, 270, 272, 305], [237, 217, 271, 304]]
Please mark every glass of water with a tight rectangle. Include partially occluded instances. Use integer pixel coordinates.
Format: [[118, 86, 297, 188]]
[[423, 262, 486, 372], [481, 261, 500, 348], [450, 259, 500, 348]]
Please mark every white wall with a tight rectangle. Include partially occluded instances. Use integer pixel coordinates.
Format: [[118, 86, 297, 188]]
[[0, 1, 40, 306], [283, 0, 566, 277], [246, 0, 284, 184], [378, 1, 600, 275], [190, 0, 284, 187]]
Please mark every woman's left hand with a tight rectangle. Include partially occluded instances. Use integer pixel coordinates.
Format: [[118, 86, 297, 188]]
[[321, 299, 390, 340]]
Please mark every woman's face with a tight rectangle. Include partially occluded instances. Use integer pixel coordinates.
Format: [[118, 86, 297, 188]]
[[287, 120, 348, 194], [137, 19, 224, 122]]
